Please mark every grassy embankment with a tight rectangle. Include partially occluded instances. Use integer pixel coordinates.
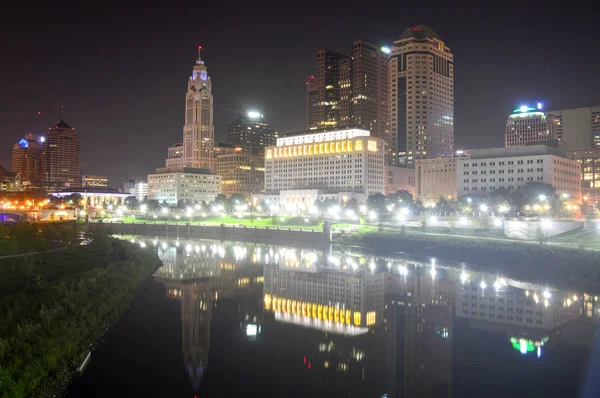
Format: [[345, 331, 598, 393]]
[[0, 228, 160, 397], [98, 215, 362, 231], [335, 230, 600, 292]]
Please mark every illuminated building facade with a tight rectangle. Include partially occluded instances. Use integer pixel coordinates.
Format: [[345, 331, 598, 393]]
[[311, 42, 389, 141], [166, 143, 185, 168], [12, 134, 44, 186], [264, 128, 385, 206], [165, 47, 215, 171], [306, 75, 318, 128], [82, 175, 108, 188], [148, 167, 221, 205], [389, 25, 454, 167], [566, 148, 600, 203], [384, 165, 415, 196], [415, 157, 459, 201], [456, 145, 581, 200], [505, 104, 558, 147], [131, 181, 148, 202], [44, 119, 80, 190], [227, 113, 276, 157], [547, 105, 600, 150], [216, 152, 264, 196], [0, 165, 22, 192]]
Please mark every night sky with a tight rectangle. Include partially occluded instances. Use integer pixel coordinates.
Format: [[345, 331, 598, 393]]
[[2, 1, 599, 185]]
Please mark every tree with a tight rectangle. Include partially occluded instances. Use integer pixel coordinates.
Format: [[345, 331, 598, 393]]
[[367, 193, 386, 214], [61, 225, 79, 257], [227, 194, 246, 212], [124, 196, 139, 211], [343, 198, 359, 212], [387, 190, 414, 206], [147, 199, 160, 212], [535, 226, 546, 244], [176, 199, 187, 210]]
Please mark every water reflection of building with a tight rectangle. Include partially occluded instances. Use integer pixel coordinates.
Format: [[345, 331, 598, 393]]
[[153, 242, 264, 392], [263, 247, 385, 334], [399, 265, 454, 398]]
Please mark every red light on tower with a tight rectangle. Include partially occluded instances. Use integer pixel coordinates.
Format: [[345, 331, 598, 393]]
[[308, 362, 311, 370], [303, 356, 306, 364]]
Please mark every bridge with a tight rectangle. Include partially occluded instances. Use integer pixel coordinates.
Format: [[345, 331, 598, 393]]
[[0, 212, 24, 223]]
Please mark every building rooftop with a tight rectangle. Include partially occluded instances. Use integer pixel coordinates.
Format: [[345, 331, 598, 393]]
[[0, 165, 18, 178], [467, 145, 566, 160], [153, 167, 215, 175], [50, 119, 73, 130], [398, 25, 441, 41]]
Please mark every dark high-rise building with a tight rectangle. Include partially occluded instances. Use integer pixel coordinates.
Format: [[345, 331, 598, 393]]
[[306, 75, 318, 129], [12, 133, 44, 186], [315, 49, 348, 128], [226, 112, 275, 156], [310, 43, 389, 140], [43, 119, 80, 189]]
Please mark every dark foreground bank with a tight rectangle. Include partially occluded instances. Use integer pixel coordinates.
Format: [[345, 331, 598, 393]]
[[0, 237, 160, 398]]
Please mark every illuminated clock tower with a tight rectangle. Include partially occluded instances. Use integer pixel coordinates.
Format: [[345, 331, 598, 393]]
[[181, 46, 215, 171]]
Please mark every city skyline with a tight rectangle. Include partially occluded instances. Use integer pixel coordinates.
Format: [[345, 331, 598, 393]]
[[2, 3, 599, 183]]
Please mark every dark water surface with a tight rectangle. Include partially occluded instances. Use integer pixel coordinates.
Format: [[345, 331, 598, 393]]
[[67, 239, 600, 397]]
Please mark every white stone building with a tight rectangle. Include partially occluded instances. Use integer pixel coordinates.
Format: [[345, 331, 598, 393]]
[[148, 167, 221, 205], [456, 145, 581, 200], [262, 128, 385, 208]]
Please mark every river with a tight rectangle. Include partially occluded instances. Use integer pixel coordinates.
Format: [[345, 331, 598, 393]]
[[67, 238, 600, 397]]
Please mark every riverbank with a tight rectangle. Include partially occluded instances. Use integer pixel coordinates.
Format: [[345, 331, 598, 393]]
[[0, 238, 160, 398], [335, 230, 600, 293]]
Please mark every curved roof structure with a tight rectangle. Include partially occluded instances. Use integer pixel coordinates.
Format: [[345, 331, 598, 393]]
[[398, 25, 442, 41]]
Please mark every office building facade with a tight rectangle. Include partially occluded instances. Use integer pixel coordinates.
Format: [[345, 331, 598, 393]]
[[263, 128, 385, 206], [546, 106, 600, 150], [82, 175, 108, 188], [44, 119, 80, 190], [12, 134, 44, 186], [389, 25, 454, 167], [310, 43, 389, 140], [506, 104, 557, 147], [216, 152, 264, 197], [148, 167, 221, 205], [415, 157, 459, 201], [384, 166, 415, 196], [227, 112, 275, 156], [566, 148, 600, 203], [457, 145, 581, 199]]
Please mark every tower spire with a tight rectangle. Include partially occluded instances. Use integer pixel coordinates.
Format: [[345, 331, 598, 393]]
[[60, 105, 64, 119], [197, 45, 202, 60]]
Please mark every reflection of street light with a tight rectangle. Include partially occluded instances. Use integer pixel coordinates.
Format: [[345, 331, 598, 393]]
[[539, 194, 547, 201], [541, 219, 552, 229], [498, 205, 510, 214], [493, 218, 503, 227], [467, 198, 472, 203], [459, 217, 468, 226], [479, 204, 488, 212]]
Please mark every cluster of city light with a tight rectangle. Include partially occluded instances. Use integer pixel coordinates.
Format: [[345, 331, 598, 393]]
[[0, 199, 51, 211]]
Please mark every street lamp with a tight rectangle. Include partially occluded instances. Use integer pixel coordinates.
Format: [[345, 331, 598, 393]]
[[479, 204, 488, 212], [539, 194, 547, 201]]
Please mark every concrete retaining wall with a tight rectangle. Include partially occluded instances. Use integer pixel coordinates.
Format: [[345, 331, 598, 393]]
[[504, 220, 583, 240], [93, 221, 331, 247]]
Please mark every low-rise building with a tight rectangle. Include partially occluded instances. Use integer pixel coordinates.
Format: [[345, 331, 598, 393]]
[[82, 175, 109, 188], [0, 166, 23, 192], [456, 145, 581, 200], [216, 152, 264, 197], [415, 157, 459, 201], [565, 148, 600, 203], [165, 143, 185, 168], [132, 181, 148, 202], [148, 167, 221, 205], [384, 166, 415, 196], [263, 128, 385, 208]]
